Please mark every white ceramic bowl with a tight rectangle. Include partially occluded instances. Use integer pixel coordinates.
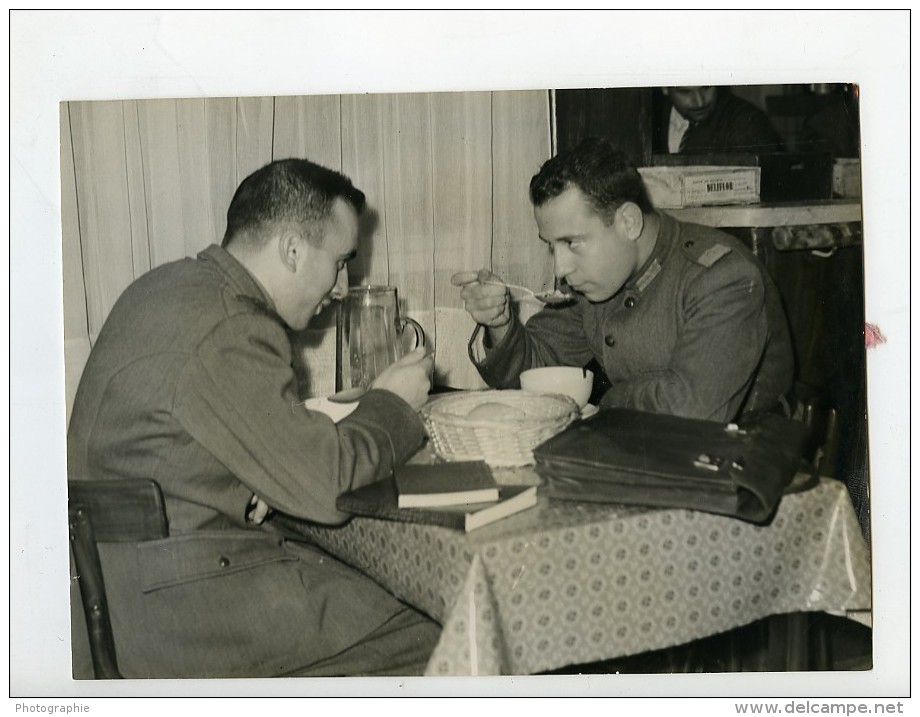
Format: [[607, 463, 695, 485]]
[[519, 367, 594, 408]]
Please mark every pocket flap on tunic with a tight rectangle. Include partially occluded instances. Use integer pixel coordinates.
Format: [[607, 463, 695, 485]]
[[138, 531, 296, 593]]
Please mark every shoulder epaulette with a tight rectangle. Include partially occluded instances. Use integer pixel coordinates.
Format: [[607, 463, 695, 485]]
[[683, 240, 733, 268]]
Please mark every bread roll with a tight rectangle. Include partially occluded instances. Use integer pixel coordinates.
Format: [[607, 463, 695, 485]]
[[465, 402, 528, 421]]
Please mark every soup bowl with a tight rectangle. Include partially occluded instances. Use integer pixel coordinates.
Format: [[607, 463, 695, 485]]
[[519, 366, 594, 408]]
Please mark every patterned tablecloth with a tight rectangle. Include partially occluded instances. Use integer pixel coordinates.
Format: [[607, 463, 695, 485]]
[[283, 465, 871, 676]]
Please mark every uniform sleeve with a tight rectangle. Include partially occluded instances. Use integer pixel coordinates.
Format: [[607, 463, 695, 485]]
[[600, 260, 769, 422], [172, 311, 426, 525], [472, 303, 595, 387]]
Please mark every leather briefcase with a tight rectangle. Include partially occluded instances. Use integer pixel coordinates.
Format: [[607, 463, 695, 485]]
[[532, 408, 815, 524]]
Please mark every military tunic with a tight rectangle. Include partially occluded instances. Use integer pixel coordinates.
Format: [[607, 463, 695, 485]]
[[68, 245, 437, 678], [473, 213, 793, 422]]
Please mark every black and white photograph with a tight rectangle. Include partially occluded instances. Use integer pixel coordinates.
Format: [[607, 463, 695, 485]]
[[9, 9, 910, 709]]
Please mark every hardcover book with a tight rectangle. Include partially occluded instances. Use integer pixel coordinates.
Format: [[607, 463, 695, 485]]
[[336, 475, 538, 532], [394, 461, 499, 508]]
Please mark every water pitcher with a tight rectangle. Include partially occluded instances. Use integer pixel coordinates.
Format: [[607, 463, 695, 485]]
[[336, 286, 425, 391]]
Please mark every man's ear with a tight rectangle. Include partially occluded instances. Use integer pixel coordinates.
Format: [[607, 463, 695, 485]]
[[615, 202, 645, 241], [277, 229, 303, 273]]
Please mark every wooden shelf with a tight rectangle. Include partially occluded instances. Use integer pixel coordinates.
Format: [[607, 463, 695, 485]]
[[662, 199, 862, 228]]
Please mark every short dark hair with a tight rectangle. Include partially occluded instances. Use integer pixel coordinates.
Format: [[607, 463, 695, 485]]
[[529, 137, 653, 222], [222, 158, 366, 247]]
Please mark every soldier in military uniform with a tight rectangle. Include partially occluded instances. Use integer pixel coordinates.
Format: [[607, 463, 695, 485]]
[[451, 137, 793, 423]]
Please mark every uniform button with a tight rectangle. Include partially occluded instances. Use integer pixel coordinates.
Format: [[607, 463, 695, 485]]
[[604, 334, 615, 347], [684, 240, 694, 248], [218, 556, 231, 568], [624, 297, 636, 309]]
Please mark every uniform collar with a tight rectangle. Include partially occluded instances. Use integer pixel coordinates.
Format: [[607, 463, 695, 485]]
[[198, 244, 279, 315], [624, 212, 677, 294]]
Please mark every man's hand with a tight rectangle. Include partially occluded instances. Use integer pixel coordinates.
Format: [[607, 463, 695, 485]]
[[370, 346, 434, 411], [246, 493, 272, 525], [451, 269, 513, 345]]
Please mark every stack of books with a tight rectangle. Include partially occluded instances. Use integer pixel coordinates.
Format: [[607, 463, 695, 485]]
[[336, 461, 538, 532]]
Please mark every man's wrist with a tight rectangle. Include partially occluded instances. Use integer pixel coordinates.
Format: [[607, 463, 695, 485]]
[[484, 320, 511, 349], [468, 317, 515, 366]]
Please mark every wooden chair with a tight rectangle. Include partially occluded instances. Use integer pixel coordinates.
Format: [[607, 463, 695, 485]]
[[68, 479, 169, 679], [787, 381, 840, 479]]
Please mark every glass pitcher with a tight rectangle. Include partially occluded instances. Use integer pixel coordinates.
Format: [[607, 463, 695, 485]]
[[336, 285, 426, 392]]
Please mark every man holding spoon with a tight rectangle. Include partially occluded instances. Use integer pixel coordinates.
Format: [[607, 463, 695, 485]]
[[452, 137, 793, 423]]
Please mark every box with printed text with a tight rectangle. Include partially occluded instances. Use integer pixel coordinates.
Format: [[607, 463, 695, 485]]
[[639, 166, 761, 208]]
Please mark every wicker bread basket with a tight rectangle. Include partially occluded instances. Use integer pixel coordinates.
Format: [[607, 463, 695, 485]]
[[420, 390, 579, 467]]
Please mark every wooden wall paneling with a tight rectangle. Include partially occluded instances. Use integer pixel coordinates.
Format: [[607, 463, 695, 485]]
[[203, 97, 239, 245], [60, 102, 89, 346], [428, 91, 493, 388], [379, 93, 436, 315], [135, 99, 187, 268], [273, 95, 342, 170], [429, 91, 493, 303], [60, 103, 92, 420], [490, 90, 554, 295], [120, 101, 152, 278], [341, 93, 391, 288], [68, 101, 139, 339], [176, 98, 223, 255], [234, 96, 275, 186]]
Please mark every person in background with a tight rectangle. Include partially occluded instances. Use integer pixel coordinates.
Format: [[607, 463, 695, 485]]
[[67, 158, 439, 678], [452, 137, 793, 423], [653, 85, 784, 155]]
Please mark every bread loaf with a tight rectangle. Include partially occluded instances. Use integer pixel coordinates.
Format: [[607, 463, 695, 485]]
[[465, 402, 528, 421]]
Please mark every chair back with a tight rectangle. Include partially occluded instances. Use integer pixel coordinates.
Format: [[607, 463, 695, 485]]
[[68, 479, 168, 679], [788, 382, 839, 478]]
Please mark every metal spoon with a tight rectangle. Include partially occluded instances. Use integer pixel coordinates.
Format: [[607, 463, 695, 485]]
[[327, 387, 367, 404], [486, 281, 576, 306]]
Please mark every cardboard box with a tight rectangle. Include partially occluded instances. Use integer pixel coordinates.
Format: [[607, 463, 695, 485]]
[[649, 152, 837, 203], [638, 166, 761, 208]]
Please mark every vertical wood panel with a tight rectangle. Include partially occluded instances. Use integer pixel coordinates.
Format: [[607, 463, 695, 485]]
[[429, 92, 493, 388], [491, 90, 554, 293], [273, 95, 342, 169], [176, 98, 220, 254], [68, 101, 137, 338], [121, 101, 152, 277], [60, 102, 92, 419], [373, 94, 438, 386], [235, 97, 274, 185], [380, 93, 435, 313], [60, 103, 88, 344], [204, 97, 239, 244], [341, 93, 390, 287], [136, 99, 186, 267], [429, 91, 493, 304]]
